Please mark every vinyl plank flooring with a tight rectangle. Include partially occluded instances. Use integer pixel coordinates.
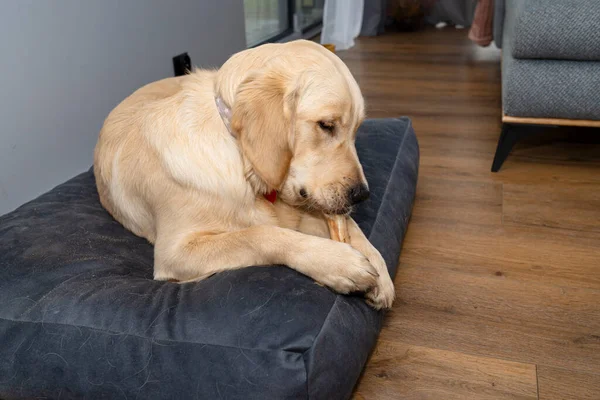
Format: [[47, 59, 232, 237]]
[[538, 366, 600, 400], [504, 183, 600, 233], [352, 341, 537, 400], [395, 261, 600, 333], [380, 305, 600, 376], [411, 177, 503, 226], [402, 221, 600, 289], [343, 27, 600, 399]]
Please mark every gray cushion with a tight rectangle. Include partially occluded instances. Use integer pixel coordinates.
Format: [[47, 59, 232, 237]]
[[0, 117, 419, 400], [512, 0, 600, 61], [503, 57, 600, 120]]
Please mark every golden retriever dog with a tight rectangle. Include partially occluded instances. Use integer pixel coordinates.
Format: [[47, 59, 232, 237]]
[[93, 40, 395, 309]]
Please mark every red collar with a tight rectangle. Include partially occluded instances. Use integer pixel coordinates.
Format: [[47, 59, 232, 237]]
[[264, 190, 277, 204]]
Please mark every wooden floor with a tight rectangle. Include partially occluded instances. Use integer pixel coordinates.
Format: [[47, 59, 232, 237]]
[[338, 28, 600, 400]]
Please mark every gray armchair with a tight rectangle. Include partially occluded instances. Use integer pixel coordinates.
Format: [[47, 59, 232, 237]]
[[491, 0, 600, 171]]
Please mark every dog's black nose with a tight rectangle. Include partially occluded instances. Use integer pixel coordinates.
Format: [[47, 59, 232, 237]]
[[348, 184, 370, 205]]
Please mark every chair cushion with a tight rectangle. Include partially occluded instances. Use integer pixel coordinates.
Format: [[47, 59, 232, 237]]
[[501, 0, 600, 120], [512, 0, 600, 61], [0, 117, 419, 400], [502, 57, 600, 120]]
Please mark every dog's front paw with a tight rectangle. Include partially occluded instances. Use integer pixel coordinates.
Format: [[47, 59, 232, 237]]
[[366, 273, 395, 310], [314, 242, 379, 294], [362, 251, 395, 310]]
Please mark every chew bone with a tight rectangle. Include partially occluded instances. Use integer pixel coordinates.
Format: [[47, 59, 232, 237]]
[[326, 214, 350, 244]]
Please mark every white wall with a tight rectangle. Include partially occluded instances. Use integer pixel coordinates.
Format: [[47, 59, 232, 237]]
[[0, 0, 246, 214]]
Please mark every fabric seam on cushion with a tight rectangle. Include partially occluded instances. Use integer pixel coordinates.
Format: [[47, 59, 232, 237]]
[[367, 118, 411, 244], [0, 315, 303, 355], [302, 117, 411, 399]]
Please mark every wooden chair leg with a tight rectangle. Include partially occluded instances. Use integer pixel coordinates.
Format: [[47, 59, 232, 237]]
[[491, 124, 520, 172]]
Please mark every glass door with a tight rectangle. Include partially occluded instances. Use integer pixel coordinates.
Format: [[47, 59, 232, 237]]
[[296, 0, 324, 33], [244, 0, 294, 47], [243, 0, 323, 47]]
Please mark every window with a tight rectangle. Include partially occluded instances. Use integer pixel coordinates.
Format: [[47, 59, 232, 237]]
[[243, 0, 323, 48], [244, 0, 293, 47], [296, 0, 324, 33]]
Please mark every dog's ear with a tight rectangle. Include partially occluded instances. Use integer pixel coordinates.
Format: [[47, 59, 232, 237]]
[[231, 70, 295, 190]]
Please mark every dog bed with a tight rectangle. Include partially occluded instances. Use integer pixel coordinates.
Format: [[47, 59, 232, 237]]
[[0, 117, 419, 400]]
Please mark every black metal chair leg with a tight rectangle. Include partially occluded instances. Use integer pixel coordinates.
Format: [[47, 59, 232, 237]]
[[491, 124, 520, 172]]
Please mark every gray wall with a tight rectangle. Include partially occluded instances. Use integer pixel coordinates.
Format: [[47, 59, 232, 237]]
[[0, 0, 246, 215]]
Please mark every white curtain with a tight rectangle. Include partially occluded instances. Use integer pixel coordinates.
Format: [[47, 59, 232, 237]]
[[320, 0, 364, 51]]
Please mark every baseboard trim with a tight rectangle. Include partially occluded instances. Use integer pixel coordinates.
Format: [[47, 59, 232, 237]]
[[502, 114, 600, 128]]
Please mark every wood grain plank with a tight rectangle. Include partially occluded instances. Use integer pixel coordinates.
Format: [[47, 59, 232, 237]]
[[412, 177, 503, 226], [504, 183, 600, 233], [353, 341, 537, 400], [538, 366, 600, 400], [394, 262, 600, 335], [380, 305, 600, 375], [417, 150, 600, 186], [401, 220, 600, 288]]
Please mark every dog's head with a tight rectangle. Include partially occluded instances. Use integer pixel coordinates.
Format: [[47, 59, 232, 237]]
[[220, 40, 368, 215]]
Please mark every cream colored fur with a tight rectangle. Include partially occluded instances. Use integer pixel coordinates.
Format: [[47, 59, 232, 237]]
[[93, 40, 395, 309]]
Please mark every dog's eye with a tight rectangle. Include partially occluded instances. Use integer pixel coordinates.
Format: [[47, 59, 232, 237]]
[[317, 120, 335, 133]]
